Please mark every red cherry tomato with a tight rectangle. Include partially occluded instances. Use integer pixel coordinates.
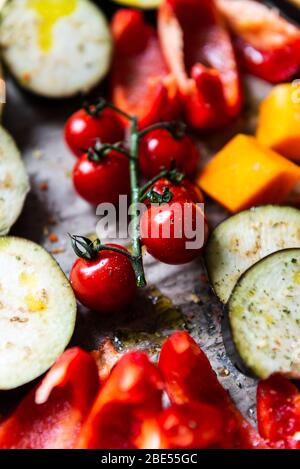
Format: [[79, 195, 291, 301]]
[[139, 129, 199, 179], [140, 200, 208, 265], [145, 178, 204, 205], [72, 150, 130, 206], [65, 108, 124, 157], [70, 244, 137, 313]]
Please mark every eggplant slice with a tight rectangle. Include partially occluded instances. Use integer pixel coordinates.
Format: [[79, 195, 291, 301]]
[[228, 248, 300, 379], [0, 126, 29, 235], [205, 205, 300, 304], [0, 0, 112, 98], [0, 237, 76, 390]]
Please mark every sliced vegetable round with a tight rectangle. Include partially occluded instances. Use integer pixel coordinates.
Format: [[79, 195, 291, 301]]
[[205, 205, 300, 304], [228, 248, 300, 379], [0, 126, 29, 235], [0, 237, 76, 390], [0, 0, 112, 98]]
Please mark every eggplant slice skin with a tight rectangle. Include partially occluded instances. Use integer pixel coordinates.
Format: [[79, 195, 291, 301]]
[[228, 248, 300, 379], [0, 237, 76, 390], [0, 126, 29, 235], [205, 205, 300, 304]]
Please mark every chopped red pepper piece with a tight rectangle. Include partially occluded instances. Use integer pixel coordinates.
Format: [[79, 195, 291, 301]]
[[257, 374, 300, 448], [111, 9, 181, 129], [158, 0, 242, 130], [159, 332, 267, 448], [0, 348, 99, 449], [77, 351, 164, 449], [217, 0, 300, 83], [157, 402, 225, 449]]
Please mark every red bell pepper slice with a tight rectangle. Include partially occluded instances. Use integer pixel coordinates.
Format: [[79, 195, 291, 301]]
[[77, 351, 164, 449], [0, 348, 99, 449], [158, 0, 242, 130], [217, 0, 300, 83], [257, 374, 300, 448], [111, 9, 181, 129], [157, 401, 225, 449], [159, 332, 268, 448]]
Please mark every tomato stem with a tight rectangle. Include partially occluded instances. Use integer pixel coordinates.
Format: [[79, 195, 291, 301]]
[[140, 187, 174, 204], [129, 117, 147, 288], [87, 142, 131, 161], [139, 167, 185, 199], [70, 234, 135, 262], [138, 121, 187, 140], [84, 98, 133, 122]]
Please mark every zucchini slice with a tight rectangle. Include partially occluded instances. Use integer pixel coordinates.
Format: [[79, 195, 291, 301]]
[[0, 237, 76, 390], [205, 205, 300, 304], [0, 126, 29, 235], [228, 249, 300, 379]]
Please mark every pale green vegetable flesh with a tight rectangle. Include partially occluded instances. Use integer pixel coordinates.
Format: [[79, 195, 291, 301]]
[[205, 206, 300, 304], [0, 0, 112, 98], [0, 126, 29, 234], [228, 249, 300, 379], [0, 237, 76, 390]]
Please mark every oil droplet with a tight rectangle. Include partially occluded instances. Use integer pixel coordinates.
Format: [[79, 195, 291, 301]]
[[27, 0, 77, 52], [114, 287, 186, 351], [24, 293, 47, 312], [247, 405, 256, 421], [19, 272, 37, 289], [293, 271, 300, 285]]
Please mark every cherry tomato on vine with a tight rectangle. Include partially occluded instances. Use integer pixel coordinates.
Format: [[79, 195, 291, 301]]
[[65, 108, 125, 157], [139, 129, 199, 179], [140, 200, 208, 265], [144, 178, 204, 205], [70, 244, 137, 313], [73, 149, 130, 206]]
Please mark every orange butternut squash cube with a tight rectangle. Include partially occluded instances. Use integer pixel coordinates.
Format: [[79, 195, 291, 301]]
[[198, 134, 300, 213], [257, 83, 300, 161]]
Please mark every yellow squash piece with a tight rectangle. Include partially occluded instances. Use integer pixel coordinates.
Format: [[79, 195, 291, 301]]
[[257, 83, 300, 161], [198, 134, 300, 213]]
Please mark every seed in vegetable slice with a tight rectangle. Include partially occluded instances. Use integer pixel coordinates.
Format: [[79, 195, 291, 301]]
[[228, 248, 300, 380], [0, 237, 76, 390], [205, 205, 300, 304], [0, 126, 29, 235]]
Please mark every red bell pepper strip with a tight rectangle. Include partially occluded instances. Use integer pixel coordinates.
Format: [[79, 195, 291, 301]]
[[257, 374, 300, 448], [217, 0, 300, 83], [0, 348, 99, 449], [157, 401, 225, 449], [159, 332, 268, 448], [111, 9, 181, 129], [77, 351, 164, 449], [158, 0, 242, 130]]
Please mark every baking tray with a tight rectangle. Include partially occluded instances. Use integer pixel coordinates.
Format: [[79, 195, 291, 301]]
[[0, 1, 286, 422], [0, 70, 273, 421]]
